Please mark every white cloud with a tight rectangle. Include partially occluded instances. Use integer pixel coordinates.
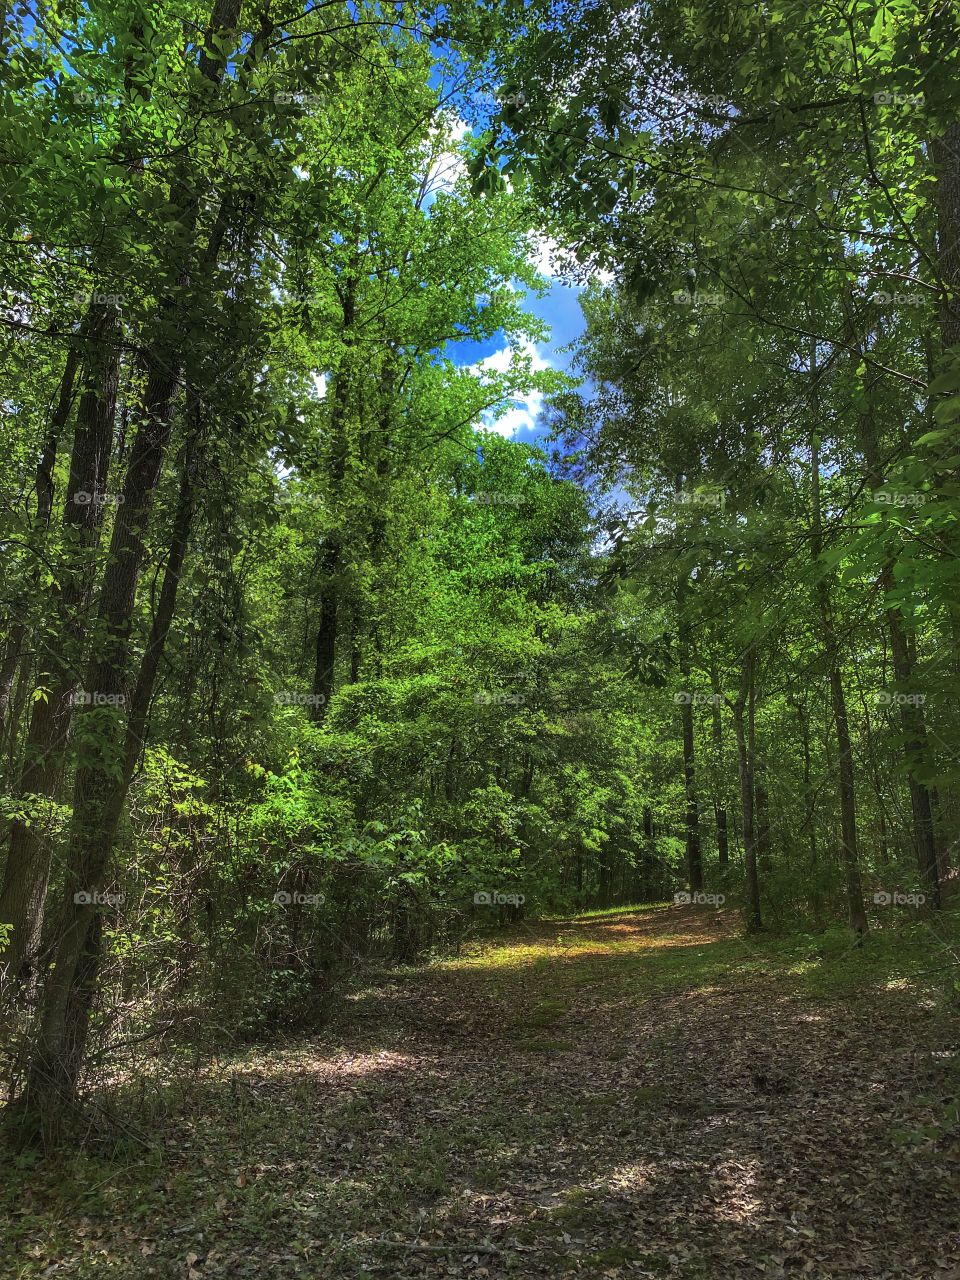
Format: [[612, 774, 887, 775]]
[[472, 340, 550, 379], [527, 233, 615, 285], [486, 393, 545, 438], [312, 372, 328, 398], [423, 114, 471, 200], [530, 234, 563, 277], [471, 341, 551, 438]]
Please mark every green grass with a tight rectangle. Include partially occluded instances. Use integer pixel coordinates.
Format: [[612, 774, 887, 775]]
[[445, 903, 960, 1009]]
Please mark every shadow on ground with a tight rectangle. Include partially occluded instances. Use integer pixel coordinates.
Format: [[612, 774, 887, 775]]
[[3, 906, 959, 1279]]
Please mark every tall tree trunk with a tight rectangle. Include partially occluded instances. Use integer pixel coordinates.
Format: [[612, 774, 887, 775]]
[[809, 382, 867, 937], [930, 120, 960, 351], [881, 568, 941, 907], [850, 388, 942, 908], [675, 552, 702, 893], [755, 766, 773, 874], [639, 805, 654, 901], [122, 419, 200, 788], [9, 0, 248, 1143], [311, 543, 339, 718], [709, 667, 728, 870], [0, 340, 82, 739], [310, 283, 356, 723], [731, 647, 761, 932], [0, 307, 120, 979], [15, 346, 180, 1135]]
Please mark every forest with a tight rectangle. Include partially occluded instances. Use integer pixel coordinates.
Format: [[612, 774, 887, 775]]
[[1, 1, 960, 1276]]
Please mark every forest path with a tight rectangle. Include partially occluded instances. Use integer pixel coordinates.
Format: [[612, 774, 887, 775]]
[[6, 905, 960, 1279]]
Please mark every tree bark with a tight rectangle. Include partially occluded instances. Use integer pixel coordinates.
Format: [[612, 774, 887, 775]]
[[809, 394, 867, 937], [675, 550, 702, 893], [0, 306, 120, 979], [122, 416, 200, 788], [10, 0, 244, 1138], [0, 341, 82, 741], [310, 282, 356, 722], [709, 667, 728, 870], [731, 647, 761, 932], [930, 120, 960, 351], [850, 390, 942, 908]]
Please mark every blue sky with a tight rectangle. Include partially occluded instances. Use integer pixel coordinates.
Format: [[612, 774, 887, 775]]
[[427, 101, 590, 450], [447, 259, 588, 447]]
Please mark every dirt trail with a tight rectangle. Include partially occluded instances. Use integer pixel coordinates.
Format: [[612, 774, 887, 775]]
[[6, 906, 960, 1279]]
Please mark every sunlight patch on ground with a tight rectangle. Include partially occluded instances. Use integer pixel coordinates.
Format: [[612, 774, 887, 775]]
[[218, 1046, 424, 1085], [602, 1162, 655, 1193], [711, 1157, 765, 1224], [442, 910, 731, 974]]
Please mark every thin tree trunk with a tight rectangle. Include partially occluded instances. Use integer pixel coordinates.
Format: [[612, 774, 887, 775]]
[[930, 120, 960, 351], [639, 805, 654, 901], [755, 766, 773, 874], [851, 392, 942, 908], [122, 419, 200, 787], [808, 378, 867, 937], [709, 668, 728, 870], [311, 544, 339, 718], [675, 547, 702, 893], [310, 284, 355, 723], [731, 647, 761, 932], [881, 570, 941, 906]]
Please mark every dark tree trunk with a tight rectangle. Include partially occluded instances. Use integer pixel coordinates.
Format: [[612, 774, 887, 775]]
[[122, 417, 200, 787], [810, 347, 867, 937], [709, 669, 728, 870], [931, 120, 960, 351], [882, 575, 941, 907], [0, 307, 120, 979], [676, 560, 702, 893], [852, 391, 942, 909], [310, 285, 355, 723], [639, 805, 655, 901], [311, 544, 340, 718], [732, 648, 761, 932], [0, 341, 82, 739]]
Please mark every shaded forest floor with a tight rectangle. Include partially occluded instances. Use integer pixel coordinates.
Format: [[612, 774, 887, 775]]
[[4, 905, 960, 1279]]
